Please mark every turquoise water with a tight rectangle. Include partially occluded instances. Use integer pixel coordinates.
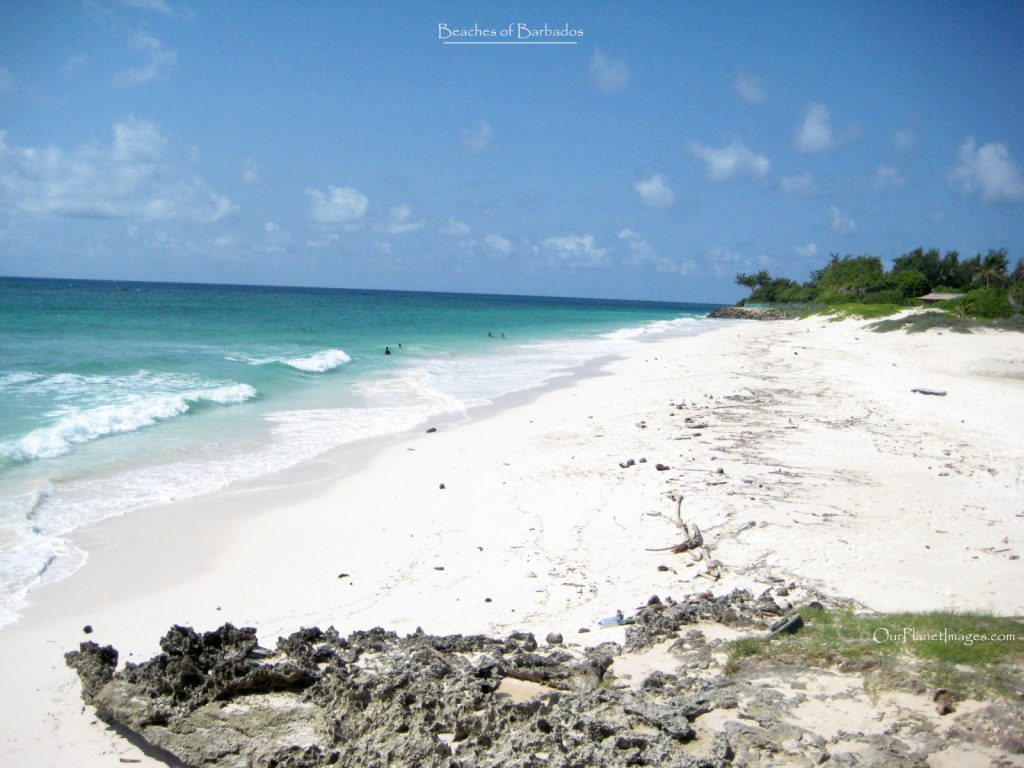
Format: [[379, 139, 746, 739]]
[[0, 277, 719, 626]]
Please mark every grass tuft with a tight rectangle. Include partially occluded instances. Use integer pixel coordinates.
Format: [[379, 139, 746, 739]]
[[725, 607, 1024, 698]]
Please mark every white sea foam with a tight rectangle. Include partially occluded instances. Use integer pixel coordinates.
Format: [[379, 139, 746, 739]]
[[0, 382, 257, 463], [0, 372, 44, 391], [282, 349, 352, 372], [227, 348, 352, 373]]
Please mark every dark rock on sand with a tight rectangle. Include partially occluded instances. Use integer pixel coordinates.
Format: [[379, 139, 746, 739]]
[[707, 306, 791, 321], [66, 587, 1024, 768], [68, 619, 737, 768], [65, 641, 118, 699]]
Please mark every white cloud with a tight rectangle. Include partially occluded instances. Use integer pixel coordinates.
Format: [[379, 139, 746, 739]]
[[733, 72, 766, 104], [618, 228, 690, 274], [307, 232, 341, 249], [242, 158, 260, 185], [373, 241, 392, 254], [62, 54, 87, 75], [306, 185, 369, 225], [261, 221, 291, 252], [0, 66, 15, 95], [690, 140, 770, 181], [795, 103, 834, 153], [113, 31, 177, 87], [950, 137, 1024, 203], [706, 247, 748, 278], [484, 234, 512, 255], [542, 233, 609, 268], [378, 204, 424, 235], [439, 219, 471, 237], [795, 242, 818, 258], [0, 119, 234, 222], [120, 0, 175, 15], [779, 173, 815, 194], [873, 165, 905, 191], [829, 205, 856, 234], [633, 173, 675, 207], [589, 50, 629, 92], [461, 120, 493, 154], [893, 128, 915, 152]]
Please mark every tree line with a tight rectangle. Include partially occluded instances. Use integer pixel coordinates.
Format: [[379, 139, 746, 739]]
[[736, 248, 1023, 318]]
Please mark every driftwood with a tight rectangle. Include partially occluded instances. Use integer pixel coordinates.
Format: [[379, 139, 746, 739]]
[[911, 388, 947, 397], [646, 496, 704, 553]]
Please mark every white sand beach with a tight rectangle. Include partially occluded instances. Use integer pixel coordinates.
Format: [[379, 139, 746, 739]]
[[1, 315, 1022, 766]]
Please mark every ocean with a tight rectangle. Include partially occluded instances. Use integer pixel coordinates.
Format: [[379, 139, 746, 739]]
[[0, 277, 719, 627]]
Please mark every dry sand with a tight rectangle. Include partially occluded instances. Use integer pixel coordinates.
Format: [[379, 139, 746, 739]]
[[0, 314, 1021, 766]]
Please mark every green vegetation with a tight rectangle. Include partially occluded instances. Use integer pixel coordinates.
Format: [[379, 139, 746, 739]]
[[810, 303, 906, 320], [727, 606, 1024, 698], [735, 246, 1024, 322], [868, 312, 973, 334]]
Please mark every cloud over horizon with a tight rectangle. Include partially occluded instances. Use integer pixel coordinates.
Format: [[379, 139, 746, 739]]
[[306, 185, 369, 225], [542, 234, 610, 268], [0, 119, 233, 222]]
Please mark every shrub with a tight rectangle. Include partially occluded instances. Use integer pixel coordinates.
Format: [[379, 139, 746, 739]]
[[862, 289, 904, 305], [896, 269, 929, 298], [963, 287, 1013, 319]]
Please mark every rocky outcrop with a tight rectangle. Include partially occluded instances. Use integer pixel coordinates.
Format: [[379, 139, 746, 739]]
[[66, 589, 1024, 768], [707, 307, 792, 320], [64, 591, 768, 768]]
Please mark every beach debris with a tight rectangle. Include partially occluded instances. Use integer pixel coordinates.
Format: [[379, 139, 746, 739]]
[[426, 427, 437, 433], [657, 564, 670, 572], [484, 597, 492, 603], [578, 627, 590, 633], [933, 688, 957, 716], [911, 388, 947, 396], [767, 613, 804, 638], [638, 457, 647, 463], [618, 458, 636, 468], [545, 632, 563, 645], [337, 573, 350, 579], [83, 625, 93, 634], [434, 566, 445, 571], [599, 610, 626, 627], [647, 523, 703, 554], [118, 759, 141, 764], [439, 483, 445, 489], [655, 463, 670, 471]]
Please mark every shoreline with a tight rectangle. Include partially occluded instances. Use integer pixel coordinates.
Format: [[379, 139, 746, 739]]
[[1, 315, 1022, 765]]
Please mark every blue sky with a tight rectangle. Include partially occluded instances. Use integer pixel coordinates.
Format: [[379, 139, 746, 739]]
[[1, 1, 1023, 303]]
